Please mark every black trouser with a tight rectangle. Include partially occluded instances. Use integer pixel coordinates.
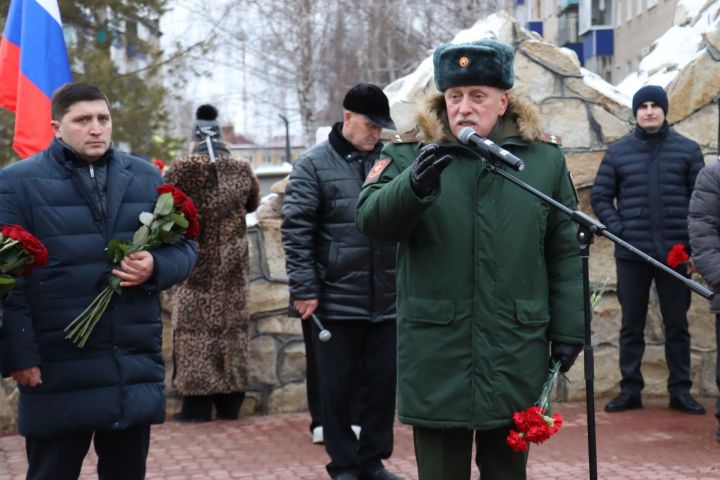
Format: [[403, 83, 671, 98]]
[[25, 424, 151, 480], [179, 392, 246, 420], [302, 317, 323, 431], [412, 426, 528, 480], [314, 319, 397, 478], [616, 258, 692, 395]]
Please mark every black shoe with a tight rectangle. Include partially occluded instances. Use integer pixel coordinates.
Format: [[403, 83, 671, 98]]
[[604, 392, 642, 412], [668, 393, 706, 415], [363, 467, 404, 480], [334, 473, 359, 480]]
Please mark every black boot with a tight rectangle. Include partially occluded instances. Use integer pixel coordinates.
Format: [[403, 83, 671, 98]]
[[604, 391, 642, 413], [213, 392, 245, 420], [174, 395, 213, 422], [668, 393, 706, 415]]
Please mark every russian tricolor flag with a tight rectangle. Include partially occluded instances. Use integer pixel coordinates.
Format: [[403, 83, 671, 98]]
[[0, 0, 72, 158]]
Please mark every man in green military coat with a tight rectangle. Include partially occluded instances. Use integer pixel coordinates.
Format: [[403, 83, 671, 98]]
[[355, 39, 585, 480]]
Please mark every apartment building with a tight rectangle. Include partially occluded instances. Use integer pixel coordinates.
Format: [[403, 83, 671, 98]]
[[510, 0, 678, 83]]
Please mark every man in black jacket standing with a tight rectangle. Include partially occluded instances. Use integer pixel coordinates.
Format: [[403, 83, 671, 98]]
[[281, 83, 402, 480], [591, 85, 705, 415]]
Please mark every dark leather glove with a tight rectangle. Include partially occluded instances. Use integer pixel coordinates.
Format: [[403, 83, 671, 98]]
[[410, 144, 454, 198], [551, 341, 583, 373]]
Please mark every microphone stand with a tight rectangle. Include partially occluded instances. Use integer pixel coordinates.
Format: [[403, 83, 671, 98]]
[[482, 158, 712, 480]]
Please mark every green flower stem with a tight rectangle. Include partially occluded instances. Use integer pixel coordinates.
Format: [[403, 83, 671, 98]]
[[64, 285, 111, 333], [78, 288, 115, 347], [64, 285, 115, 346], [78, 287, 113, 333], [536, 360, 561, 412]]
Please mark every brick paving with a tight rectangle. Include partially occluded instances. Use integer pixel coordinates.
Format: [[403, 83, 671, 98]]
[[0, 398, 717, 479]]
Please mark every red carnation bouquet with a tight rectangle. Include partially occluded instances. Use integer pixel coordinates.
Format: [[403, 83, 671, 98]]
[[506, 361, 563, 452], [667, 243, 690, 269], [65, 185, 198, 347], [0, 225, 49, 295]]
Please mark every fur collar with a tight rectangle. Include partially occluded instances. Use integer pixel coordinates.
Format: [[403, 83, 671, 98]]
[[415, 89, 545, 145]]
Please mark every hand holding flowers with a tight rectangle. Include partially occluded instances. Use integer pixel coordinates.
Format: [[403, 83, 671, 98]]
[[64, 185, 198, 347], [506, 361, 564, 452]]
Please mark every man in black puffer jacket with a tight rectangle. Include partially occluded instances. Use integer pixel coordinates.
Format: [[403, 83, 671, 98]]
[[281, 83, 401, 480], [591, 85, 705, 415], [688, 160, 720, 442]]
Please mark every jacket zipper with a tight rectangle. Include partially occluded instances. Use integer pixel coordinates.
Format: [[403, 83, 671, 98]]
[[89, 164, 107, 222]]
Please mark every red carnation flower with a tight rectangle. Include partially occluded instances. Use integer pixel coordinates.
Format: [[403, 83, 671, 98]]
[[506, 430, 529, 452], [506, 362, 564, 452], [667, 243, 689, 269]]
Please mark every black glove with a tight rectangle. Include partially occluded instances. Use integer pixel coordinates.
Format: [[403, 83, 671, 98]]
[[410, 144, 454, 198], [551, 342, 583, 373]]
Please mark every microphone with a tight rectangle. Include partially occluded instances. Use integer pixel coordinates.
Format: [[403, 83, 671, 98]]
[[458, 127, 525, 171], [310, 314, 332, 342]]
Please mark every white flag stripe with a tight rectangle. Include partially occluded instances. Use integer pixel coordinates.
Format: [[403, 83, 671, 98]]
[[35, 0, 63, 26]]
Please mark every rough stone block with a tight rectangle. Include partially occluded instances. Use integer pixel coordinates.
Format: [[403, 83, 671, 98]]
[[667, 51, 720, 124], [248, 280, 291, 314], [566, 151, 604, 187], [591, 104, 632, 144], [514, 52, 563, 102], [258, 219, 288, 282], [279, 340, 307, 384], [539, 98, 593, 149], [241, 393, 261, 416], [267, 382, 307, 414], [672, 103, 719, 151], [255, 314, 302, 336], [249, 335, 279, 385]]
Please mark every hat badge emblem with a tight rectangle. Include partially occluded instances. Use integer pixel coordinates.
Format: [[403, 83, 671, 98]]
[[458, 56, 470, 68]]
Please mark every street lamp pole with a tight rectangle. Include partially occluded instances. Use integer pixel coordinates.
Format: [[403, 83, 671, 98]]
[[279, 114, 291, 164]]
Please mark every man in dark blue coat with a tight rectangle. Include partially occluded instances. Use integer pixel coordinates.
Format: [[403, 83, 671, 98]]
[[0, 82, 198, 480], [591, 85, 705, 415]]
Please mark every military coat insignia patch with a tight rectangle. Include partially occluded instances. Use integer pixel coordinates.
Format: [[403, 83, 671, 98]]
[[363, 158, 392, 186]]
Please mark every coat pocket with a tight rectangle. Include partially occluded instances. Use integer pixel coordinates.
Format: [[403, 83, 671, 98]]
[[405, 297, 455, 325], [514, 298, 550, 326]]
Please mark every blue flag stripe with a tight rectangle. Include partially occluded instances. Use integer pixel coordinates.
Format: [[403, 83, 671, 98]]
[[17, 0, 72, 98], [2, 0, 22, 44]]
